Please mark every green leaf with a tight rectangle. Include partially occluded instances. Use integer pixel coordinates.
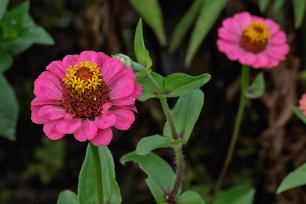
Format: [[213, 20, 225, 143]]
[[291, 106, 306, 124], [137, 72, 164, 101], [2, 15, 54, 55], [0, 51, 13, 72], [130, 0, 166, 46], [0, 74, 18, 140], [169, 0, 203, 53], [136, 134, 181, 155], [176, 191, 205, 204], [57, 190, 79, 204], [259, 0, 270, 13], [1, 1, 29, 38], [163, 89, 204, 143], [0, 0, 9, 20], [214, 185, 255, 204], [164, 73, 211, 97], [134, 19, 152, 69], [293, 0, 306, 28], [272, 0, 285, 11], [277, 163, 306, 193], [78, 144, 121, 204], [245, 72, 265, 99], [186, 0, 227, 65], [121, 152, 176, 203]]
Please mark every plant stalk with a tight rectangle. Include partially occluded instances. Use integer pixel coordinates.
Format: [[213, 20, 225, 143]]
[[90, 143, 104, 204], [210, 65, 250, 204], [147, 72, 185, 203]]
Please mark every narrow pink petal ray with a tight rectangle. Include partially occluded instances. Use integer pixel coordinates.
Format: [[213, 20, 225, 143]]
[[74, 119, 98, 141], [111, 109, 135, 130]]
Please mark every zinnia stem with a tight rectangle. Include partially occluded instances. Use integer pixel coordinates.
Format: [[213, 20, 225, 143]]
[[210, 65, 250, 204], [147, 72, 185, 203], [167, 144, 184, 203], [90, 143, 104, 204], [159, 96, 179, 140]]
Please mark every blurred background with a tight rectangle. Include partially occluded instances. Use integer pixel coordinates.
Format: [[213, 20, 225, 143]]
[[1, 0, 306, 203]]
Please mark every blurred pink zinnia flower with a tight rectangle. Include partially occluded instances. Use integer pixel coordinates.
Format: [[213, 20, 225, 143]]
[[299, 94, 306, 116], [217, 12, 289, 68], [31, 51, 141, 146]]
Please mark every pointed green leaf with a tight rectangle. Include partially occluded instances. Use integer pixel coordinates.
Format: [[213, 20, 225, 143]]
[[186, 0, 227, 65], [137, 72, 164, 101], [0, 51, 13, 72], [163, 89, 204, 143], [176, 190, 205, 204], [0, 74, 18, 140], [291, 106, 306, 124], [1, 1, 29, 38], [57, 190, 79, 204], [78, 144, 121, 204], [121, 152, 176, 203], [0, 0, 9, 20], [136, 134, 181, 155], [130, 0, 166, 46], [272, 0, 285, 11], [293, 0, 306, 28], [245, 72, 265, 99], [169, 0, 203, 53], [134, 19, 152, 69], [164, 73, 211, 97], [2, 15, 54, 55], [259, 0, 270, 13], [215, 185, 255, 204], [277, 163, 306, 193]]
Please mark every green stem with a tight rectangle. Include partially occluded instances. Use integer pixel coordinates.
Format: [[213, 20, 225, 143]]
[[146, 71, 184, 203], [210, 65, 250, 204], [159, 96, 179, 140], [90, 143, 104, 204], [167, 144, 184, 203]]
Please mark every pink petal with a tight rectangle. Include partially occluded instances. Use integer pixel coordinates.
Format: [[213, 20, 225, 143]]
[[239, 52, 256, 65], [46, 60, 66, 79], [43, 120, 65, 140], [94, 113, 116, 129], [266, 57, 279, 68], [56, 115, 81, 134], [109, 79, 135, 100], [217, 39, 236, 53], [266, 44, 289, 60], [74, 119, 98, 141], [111, 83, 142, 106], [31, 97, 61, 106], [38, 105, 67, 120], [269, 31, 287, 45], [31, 106, 48, 124], [233, 12, 252, 30], [111, 109, 135, 130], [62, 54, 79, 68], [252, 54, 269, 68], [34, 71, 63, 100], [218, 27, 239, 42], [222, 18, 243, 36], [101, 58, 123, 83], [78, 51, 109, 68], [91, 128, 113, 146], [264, 19, 280, 35]]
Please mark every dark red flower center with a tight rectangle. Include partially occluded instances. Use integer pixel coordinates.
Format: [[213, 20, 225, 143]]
[[61, 61, 110, 120], [239, 21, 271, 53]]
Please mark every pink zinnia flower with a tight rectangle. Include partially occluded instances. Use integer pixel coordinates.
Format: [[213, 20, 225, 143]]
[[299, 94, 306, 116], [31, 51, 141, 146], [217, 12, 289, 68]]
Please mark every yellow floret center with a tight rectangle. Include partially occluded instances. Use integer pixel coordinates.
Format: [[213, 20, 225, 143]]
[[63, 61, 103, 93], [243, 21, 270, 43]]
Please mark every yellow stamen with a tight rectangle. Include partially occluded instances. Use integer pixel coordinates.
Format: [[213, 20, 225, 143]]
[[63, 61, 103, 93], [243, 21, 270, 43]]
